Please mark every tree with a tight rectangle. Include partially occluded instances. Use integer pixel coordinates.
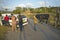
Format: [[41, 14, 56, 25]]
[[13, 7, 22, 14], [4, 8, 8, 13]]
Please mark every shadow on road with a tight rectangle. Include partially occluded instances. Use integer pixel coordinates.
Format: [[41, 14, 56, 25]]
[[20, 28, 27, 40], [23, 29, 27, 40], [41, 22, 60, 35], [20, 32, 22, 40]]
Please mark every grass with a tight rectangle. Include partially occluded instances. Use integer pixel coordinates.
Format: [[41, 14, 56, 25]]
[[48, 15, 55, 25], [0, 25, 7, 40]]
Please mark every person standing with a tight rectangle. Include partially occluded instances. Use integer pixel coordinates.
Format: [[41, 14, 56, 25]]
[[18, 14, 23, 31], [33, 15, 38, 31], [11, 15, 17, 32], [0, 14, 2, 26]]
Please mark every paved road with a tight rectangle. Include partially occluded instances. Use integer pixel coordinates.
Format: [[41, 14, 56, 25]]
[[5, 19, 60, 40]]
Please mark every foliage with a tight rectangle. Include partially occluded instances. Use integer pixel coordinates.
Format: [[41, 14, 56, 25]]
[[13, 7, 22, 14], [12, 6, 60, 14]]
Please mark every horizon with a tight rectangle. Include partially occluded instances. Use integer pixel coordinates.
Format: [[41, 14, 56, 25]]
[[0, 0, 60, 11]]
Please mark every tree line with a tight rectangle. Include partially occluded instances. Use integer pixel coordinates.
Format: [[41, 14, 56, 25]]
[[12, 7, 60, 13]]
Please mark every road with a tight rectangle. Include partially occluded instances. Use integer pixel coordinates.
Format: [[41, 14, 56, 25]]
[[5, 19, 60, 40]]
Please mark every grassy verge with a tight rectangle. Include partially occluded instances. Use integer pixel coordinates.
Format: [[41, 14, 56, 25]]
[[0, 25, 7, 40]]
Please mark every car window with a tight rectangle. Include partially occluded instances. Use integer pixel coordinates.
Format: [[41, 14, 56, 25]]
[[21, 15, 26, 18]]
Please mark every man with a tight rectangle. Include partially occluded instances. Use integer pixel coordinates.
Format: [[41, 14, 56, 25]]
[[18, 14, 23, 31], [4, 15, 9, 26], [33, 15, 38, 31]]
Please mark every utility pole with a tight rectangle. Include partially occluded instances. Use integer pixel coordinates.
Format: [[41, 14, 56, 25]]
[[45, 2, 46, 13]]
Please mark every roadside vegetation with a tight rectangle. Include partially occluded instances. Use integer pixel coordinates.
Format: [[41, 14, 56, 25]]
[[0, 7, 60, 29], [0, 25, 7, 40]]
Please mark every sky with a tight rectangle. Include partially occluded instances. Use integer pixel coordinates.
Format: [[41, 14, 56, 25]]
[[0, 0, 60, 11]]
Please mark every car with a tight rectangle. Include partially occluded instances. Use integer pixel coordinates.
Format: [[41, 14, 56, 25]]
[[21, 15, 28, 26], [9, 15, 28, 27], [1, 13, 11, 26], [1, 14, 28, 26]]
